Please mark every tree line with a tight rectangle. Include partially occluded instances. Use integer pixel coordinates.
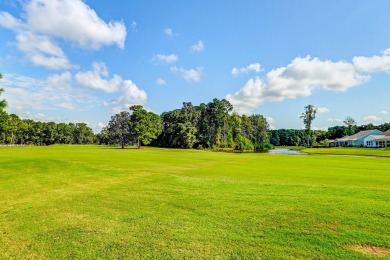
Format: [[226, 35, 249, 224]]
[[97, 99, 271, 150], [2, 73, 389, 148], [0, 73, 95, 145], [270, 123, 390, 147], [0, 112, 95, 145]]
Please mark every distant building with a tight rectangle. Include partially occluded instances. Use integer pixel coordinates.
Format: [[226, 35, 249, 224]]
[[329, 129, 383, 147], [364, 129, 390, 148]]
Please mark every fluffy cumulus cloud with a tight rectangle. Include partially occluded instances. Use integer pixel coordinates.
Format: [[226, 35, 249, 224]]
[[191, 40, 204, 52], [363, 115, 383, 122], [226, 78, 266, 114], [266, 117, 276, 130], [24, 0, 126, 49], [151, 54, 178, 64], [0, 0, 126, 69], [111, 80, 147, 113], [227, 56, 369, 114], [16, 31, 73, 69], [231, 63, 262, 76], [171, 66, 203, 82], [75, 62, 123, 93], [353, 48, 390, 72]]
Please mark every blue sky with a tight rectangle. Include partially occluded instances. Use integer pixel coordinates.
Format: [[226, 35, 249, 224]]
[[0, 0, 390, 132]]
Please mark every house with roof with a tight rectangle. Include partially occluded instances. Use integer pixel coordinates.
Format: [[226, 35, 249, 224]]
[[364, 129, 390, 148], [329, 129, 383, 147]]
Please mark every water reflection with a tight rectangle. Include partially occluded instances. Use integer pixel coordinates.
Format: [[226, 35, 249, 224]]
[[267, 149, 307, 155]]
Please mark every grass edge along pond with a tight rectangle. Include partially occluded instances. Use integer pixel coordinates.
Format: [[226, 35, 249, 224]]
[[0, 145, 389, 259]]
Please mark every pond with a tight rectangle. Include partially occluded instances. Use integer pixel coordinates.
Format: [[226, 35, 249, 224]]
[[267, 149, 307, 155]]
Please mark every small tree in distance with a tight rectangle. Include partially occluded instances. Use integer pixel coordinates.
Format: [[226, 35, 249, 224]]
[[300, 105, 317, 147], [343, 116, 356, 136]]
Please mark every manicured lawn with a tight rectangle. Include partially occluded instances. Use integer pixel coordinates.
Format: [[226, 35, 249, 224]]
[[0, 145, 389, 258], [303, 147, 390, 157]]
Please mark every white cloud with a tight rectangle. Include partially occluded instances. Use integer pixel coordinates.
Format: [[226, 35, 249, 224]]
[[1, 72, 99, 116], [327, 118, 343, 123], [231, 63, 262, 76], [131, 21, 137, 32], [13, 30, 75, 69], [58, 102, 74, 110], [266, 117, 275, 124], [266, 117, 275, 130], [164, 28, 174, 37], [363, 115, 383, 122], [316, 107, 330, 113], [226, 78, 266, 114], [111, 80, 147, 112], [0, 11, 24, 30], [191, 40, 204, 52], [0, 0, 126, 69], [353, 49, 390, 72], [227, 56, 369, 114], [156, 78, 166, 86], [171, 66, 203, 82], [75, 62, 123, 93], [98, 122, 106, 129], [151, 54, 178, 64], [24, 0, 126, 49], [312, 126, 329, 131], [379, 110, 388, 115]]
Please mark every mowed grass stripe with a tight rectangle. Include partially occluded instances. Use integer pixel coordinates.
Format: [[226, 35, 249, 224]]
[[0, 145, 389, 258]]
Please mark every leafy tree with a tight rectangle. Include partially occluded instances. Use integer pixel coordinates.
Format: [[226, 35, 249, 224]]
[[249, 114, 269, 145], [107, 111, 132, 149], [156, 104, 199, 148], [300, 105, 317, 147], [343, 116, 356, 136], [326, 126, 346, 139], [173, 122, 197, 148], [74, 123, 94, 144], [129, 105, 162, 147]]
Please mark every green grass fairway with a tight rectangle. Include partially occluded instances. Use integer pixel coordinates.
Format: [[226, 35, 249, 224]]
[[303, 147, 390, 157], [1, 146, 389, 258]]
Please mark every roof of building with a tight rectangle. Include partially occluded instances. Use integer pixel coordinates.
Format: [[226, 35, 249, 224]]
[[383, 129, 390, 136], [368, 135, 390, 141], [337, 129, 382, 141]]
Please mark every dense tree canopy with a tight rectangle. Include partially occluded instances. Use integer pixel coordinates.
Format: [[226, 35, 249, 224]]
[[99, 99, 271, 150], [0, 112, 94, 145]]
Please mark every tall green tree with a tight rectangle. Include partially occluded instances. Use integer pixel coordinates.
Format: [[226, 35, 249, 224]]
[[107, 111, 132, 149], [129, 105, 162, 147], [343, 116, 356, 136], [300, 105, 317, 147]]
